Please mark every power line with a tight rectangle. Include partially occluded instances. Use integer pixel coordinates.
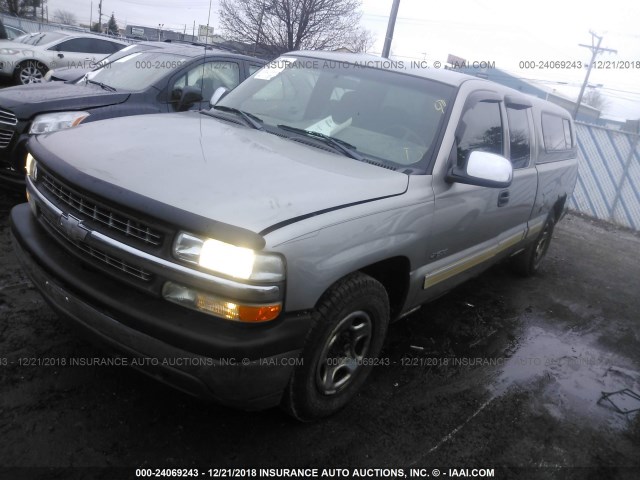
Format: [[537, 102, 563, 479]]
[[573, 31, 617, 119]]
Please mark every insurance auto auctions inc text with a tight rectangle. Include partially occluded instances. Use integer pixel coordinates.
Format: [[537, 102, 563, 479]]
[[255, 468, 495, 478]]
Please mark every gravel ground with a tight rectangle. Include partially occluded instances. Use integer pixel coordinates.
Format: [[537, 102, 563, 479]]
[[1, 187, 639, 480]]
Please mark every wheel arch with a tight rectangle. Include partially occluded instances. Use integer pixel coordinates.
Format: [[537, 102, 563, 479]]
[[552, 194, 567, 222], [313, 256, 411, 320], [13, 59, 49, 84]]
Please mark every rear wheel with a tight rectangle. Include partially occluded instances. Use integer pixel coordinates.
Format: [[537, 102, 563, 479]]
[[281, 272, 389, 421], [14, 60, 47, 85], [511, 217, 555, 276]]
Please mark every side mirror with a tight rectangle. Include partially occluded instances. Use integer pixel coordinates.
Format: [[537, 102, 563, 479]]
[[210, 86, 229, 107], [177, 86, 203, 112], [447, 150, 513, 188]]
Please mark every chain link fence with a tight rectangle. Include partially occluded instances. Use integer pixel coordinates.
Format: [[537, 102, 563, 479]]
[[570, 122, 640, 231]]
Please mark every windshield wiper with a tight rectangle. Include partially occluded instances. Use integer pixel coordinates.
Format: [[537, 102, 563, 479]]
[[31, 34, 46, 46], [86, 79, 116, 92], [276, 124, 364, 161], [211, 105, 263, 130]]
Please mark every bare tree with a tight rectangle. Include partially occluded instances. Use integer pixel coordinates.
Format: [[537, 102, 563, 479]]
[[582, 89, 609, 112], [344, 28, 376, 53], [1, 0, 43, 18], [53, 8, 76, 25], [219, 0, 363, 56]]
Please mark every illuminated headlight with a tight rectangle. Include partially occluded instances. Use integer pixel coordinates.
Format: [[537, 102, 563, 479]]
[[0, 49, 20, 55], [25, 153, 37, 179], [173, 232, 285, 282], [29, 111, 91, 135], [162, 282, 282, 322]]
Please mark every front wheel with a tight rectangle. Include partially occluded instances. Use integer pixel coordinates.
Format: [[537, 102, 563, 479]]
[[281, 272, 390, 421], [14, 60, 47, 85], [511, 217, 555, 276]]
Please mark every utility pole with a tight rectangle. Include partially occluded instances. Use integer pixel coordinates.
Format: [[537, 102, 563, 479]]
[[98, 0, 102, 32], [573, 31, 617, 120], [382, 0, 401, 58], [253, 0, 268, 56]]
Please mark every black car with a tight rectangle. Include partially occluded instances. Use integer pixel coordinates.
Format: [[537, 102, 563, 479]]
[[0, 43, 266, 186]]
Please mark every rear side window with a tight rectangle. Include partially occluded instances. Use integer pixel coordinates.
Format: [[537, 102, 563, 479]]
[[457, 100, 503, 167], [542, 113, 572, 151], [55, 38, 121, 55], [249, 64, 263, 75], [506, 107, 531, 169]]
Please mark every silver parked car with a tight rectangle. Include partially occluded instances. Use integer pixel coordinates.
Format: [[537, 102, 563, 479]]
[[11, 51, 578, 420], [0, 30, 128, 84], [43, 41, 171, 82]]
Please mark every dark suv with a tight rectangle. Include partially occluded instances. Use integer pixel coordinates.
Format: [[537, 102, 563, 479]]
[[0, 43, 266, 186]]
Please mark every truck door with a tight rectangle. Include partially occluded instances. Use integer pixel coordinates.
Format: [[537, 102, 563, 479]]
[[422, 92, 535, 295], [501, 95, 538, 243]]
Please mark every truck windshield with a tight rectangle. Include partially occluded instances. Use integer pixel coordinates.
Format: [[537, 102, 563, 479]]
[[217, 56, 455, 167], [86, 52, 189, 91]]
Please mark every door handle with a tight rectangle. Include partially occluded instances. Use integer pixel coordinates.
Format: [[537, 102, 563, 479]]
[[57, 53, 64, 58], [498, 190, 510, 207]]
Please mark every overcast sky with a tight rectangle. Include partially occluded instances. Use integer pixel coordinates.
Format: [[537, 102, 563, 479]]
[[47, 0, 640, 120]]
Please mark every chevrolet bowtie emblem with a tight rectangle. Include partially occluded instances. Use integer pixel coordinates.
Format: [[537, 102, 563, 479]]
[[59, 214, 89, 242]]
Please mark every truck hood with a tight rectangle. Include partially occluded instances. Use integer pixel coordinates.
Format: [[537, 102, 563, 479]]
[[34, 112, 409, 234], [0, 82, 129, 119]]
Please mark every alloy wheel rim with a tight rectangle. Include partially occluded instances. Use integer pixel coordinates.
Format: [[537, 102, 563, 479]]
[[315, 310, 373, 396], [20, 64, 43, 84], [533, 227, 551, 268]]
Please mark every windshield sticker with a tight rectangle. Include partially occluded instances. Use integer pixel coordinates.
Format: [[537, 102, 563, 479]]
[[306, 115, 352, 136], [435, 99, 447, 114], [254, 57, 297, 80]]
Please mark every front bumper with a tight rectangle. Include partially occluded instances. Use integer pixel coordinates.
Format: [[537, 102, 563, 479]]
[[0, 60, 14, 77], [10, 204, 313, 410]]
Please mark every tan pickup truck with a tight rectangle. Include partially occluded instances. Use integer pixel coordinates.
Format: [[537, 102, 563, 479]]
[[11, 51, 578, 420]]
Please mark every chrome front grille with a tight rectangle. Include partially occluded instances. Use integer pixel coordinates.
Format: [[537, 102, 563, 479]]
[[41, 213, 153, 282], [0, 129, 13, 148], [39, 168, 163, 247], [0, 108, 17, 126]]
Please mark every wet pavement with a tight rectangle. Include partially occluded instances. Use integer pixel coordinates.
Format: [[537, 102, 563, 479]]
[[1, 188, 639, 479]]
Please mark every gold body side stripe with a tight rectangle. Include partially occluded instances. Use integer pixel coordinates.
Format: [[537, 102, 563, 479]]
[[423, 230, 525, 289]]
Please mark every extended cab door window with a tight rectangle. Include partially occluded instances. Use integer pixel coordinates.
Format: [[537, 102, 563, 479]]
[[170, 61, 240, 111], [506, 106, 533, 169]]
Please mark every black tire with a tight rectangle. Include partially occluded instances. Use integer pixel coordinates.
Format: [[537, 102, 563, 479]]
[[511, 217, 555, 276], [14, 60, 47, 85], [281, 272, 390, 421]]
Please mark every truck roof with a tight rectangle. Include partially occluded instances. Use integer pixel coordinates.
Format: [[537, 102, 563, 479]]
[[290, 50, 478, 87], [289, 50, 573, 118]]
